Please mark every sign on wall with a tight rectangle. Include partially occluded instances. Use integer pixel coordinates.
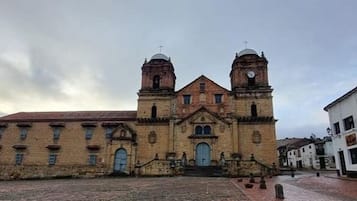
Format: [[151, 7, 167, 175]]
[[346, 133, 357, 146]]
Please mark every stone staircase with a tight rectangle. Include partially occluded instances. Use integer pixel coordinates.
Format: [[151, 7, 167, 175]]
[[183, 166, 224, 177]]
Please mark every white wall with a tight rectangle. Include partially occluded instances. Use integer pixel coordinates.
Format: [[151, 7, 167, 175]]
[[327, 90, 357, 175]]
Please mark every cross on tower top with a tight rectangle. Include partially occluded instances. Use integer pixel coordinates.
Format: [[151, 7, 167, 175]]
[[244, 41, 248, 49], [159, 45, 164, 53]]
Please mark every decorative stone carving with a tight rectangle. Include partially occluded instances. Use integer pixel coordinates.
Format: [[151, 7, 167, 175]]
[[148, 131, 157, 144], [252, 130, 261, 144]]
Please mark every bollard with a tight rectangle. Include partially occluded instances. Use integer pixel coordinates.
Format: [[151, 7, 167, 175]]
[[290, 168, 295, 178], [249, 173, 255, 183], [259, 176, 267, 189], [275, 184, 284, 199], [316, 172, 320, 177]]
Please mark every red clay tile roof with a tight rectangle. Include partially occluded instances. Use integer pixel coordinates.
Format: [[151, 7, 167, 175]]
[[0, 111, 137, 122]]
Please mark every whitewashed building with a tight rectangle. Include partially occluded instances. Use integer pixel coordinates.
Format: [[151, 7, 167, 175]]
[[286, 138, 335, 169], [324, 86, 357, 178]]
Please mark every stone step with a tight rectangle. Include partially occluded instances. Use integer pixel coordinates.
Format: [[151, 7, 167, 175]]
[[183, 166, 224, 177]]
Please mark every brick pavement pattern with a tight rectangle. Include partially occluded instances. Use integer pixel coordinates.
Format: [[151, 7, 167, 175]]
[[0, 173, 356, 201], [0, 177, 249, 201], [233, 172, 357, 201]]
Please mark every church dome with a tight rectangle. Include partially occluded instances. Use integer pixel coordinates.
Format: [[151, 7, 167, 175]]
[[151, 53, 170, 61], [237, 48, 258, 57]]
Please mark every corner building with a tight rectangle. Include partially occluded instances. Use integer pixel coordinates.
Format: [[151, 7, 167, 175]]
[[0, 48, 278, 179]]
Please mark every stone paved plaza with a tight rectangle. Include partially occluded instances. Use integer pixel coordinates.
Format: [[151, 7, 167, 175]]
[[0, 172, 356, 201], [0, 177, 249, 201]]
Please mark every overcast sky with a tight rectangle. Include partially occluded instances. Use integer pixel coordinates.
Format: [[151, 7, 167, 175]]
[[0, 0, 356, 139]]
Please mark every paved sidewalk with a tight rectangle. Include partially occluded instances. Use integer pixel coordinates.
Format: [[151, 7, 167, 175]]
[[232, 172, 357, 201]]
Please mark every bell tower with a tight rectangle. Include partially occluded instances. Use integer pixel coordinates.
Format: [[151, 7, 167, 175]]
[[137, 53, 176, 119], [230, 48, 277, 164]]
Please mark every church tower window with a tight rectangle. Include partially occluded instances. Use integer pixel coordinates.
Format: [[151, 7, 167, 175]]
[[251, 103, 257, 117], [151, 105, 157, 118], [153, 75, 160, 89], [248, 77, 256, 87]]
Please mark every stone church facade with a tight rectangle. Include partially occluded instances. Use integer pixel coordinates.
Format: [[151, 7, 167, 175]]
[[0, 48, 278, 179]]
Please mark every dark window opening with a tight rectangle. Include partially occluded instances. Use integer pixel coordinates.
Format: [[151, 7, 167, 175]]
[[350, 148, 357, 164], [199, 83, 205, 92], [251, 103, 257, 117], [53, 127, 61, 140], [203, 126, 211, 135], [153, 75, 160, 89], [344, 116, 355, 131], [195, 126, 203, 135], [151, 105, 157, 118], [89, 155, 97, 165], [20, 128, 28, 140], [334, 122, 341, 134], [215, 94, 223, 104], [85, 128, 94, 140], [48, 154, 57, 165], [183, 95, 191, 104], [15, 153, 23, 165], [248, 77, 255, 86]]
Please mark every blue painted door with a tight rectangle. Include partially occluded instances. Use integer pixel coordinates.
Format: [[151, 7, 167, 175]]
[[114, 149, 127, 172], [196, 143, 210, 166]]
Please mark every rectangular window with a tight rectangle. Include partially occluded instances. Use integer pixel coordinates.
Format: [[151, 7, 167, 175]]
[[344, 116, 355, 131], [105, 127, 113, 139], [199, 83, 205, 92], [334, 122, 340, 134], [88, 155, 97, 165], [15, 153, 23, 165], [183, 95, 191, 105], [53, 127, 61, 140], [214, 94, 223, 104], [20, 128, 28, 140], [85, 128, 94, 140], [302, 148, 305, 152], [350, 148, 357, 164], [48, 154, 57, 165]]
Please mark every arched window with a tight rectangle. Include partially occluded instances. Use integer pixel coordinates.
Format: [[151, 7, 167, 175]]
[[195, 126, 203, 135], [153, 75, 160, 89], [251, 103, 257, 117], [248, 77, 255, 86], [151, 105, 157, 118], [203, 125, 211, 135]]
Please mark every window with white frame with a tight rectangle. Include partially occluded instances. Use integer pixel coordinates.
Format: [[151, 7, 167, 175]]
[[334, 122, 341, 134], [350, 148, 357, 164], [343, 116, 355, 131]]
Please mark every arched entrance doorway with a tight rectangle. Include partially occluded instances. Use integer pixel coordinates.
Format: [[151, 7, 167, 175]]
[[114, 148, 127, 172], [196, 143, 210, 166]]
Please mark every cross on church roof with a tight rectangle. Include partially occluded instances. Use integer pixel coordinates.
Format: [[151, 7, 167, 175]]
[[244, 41, 248, 49]]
